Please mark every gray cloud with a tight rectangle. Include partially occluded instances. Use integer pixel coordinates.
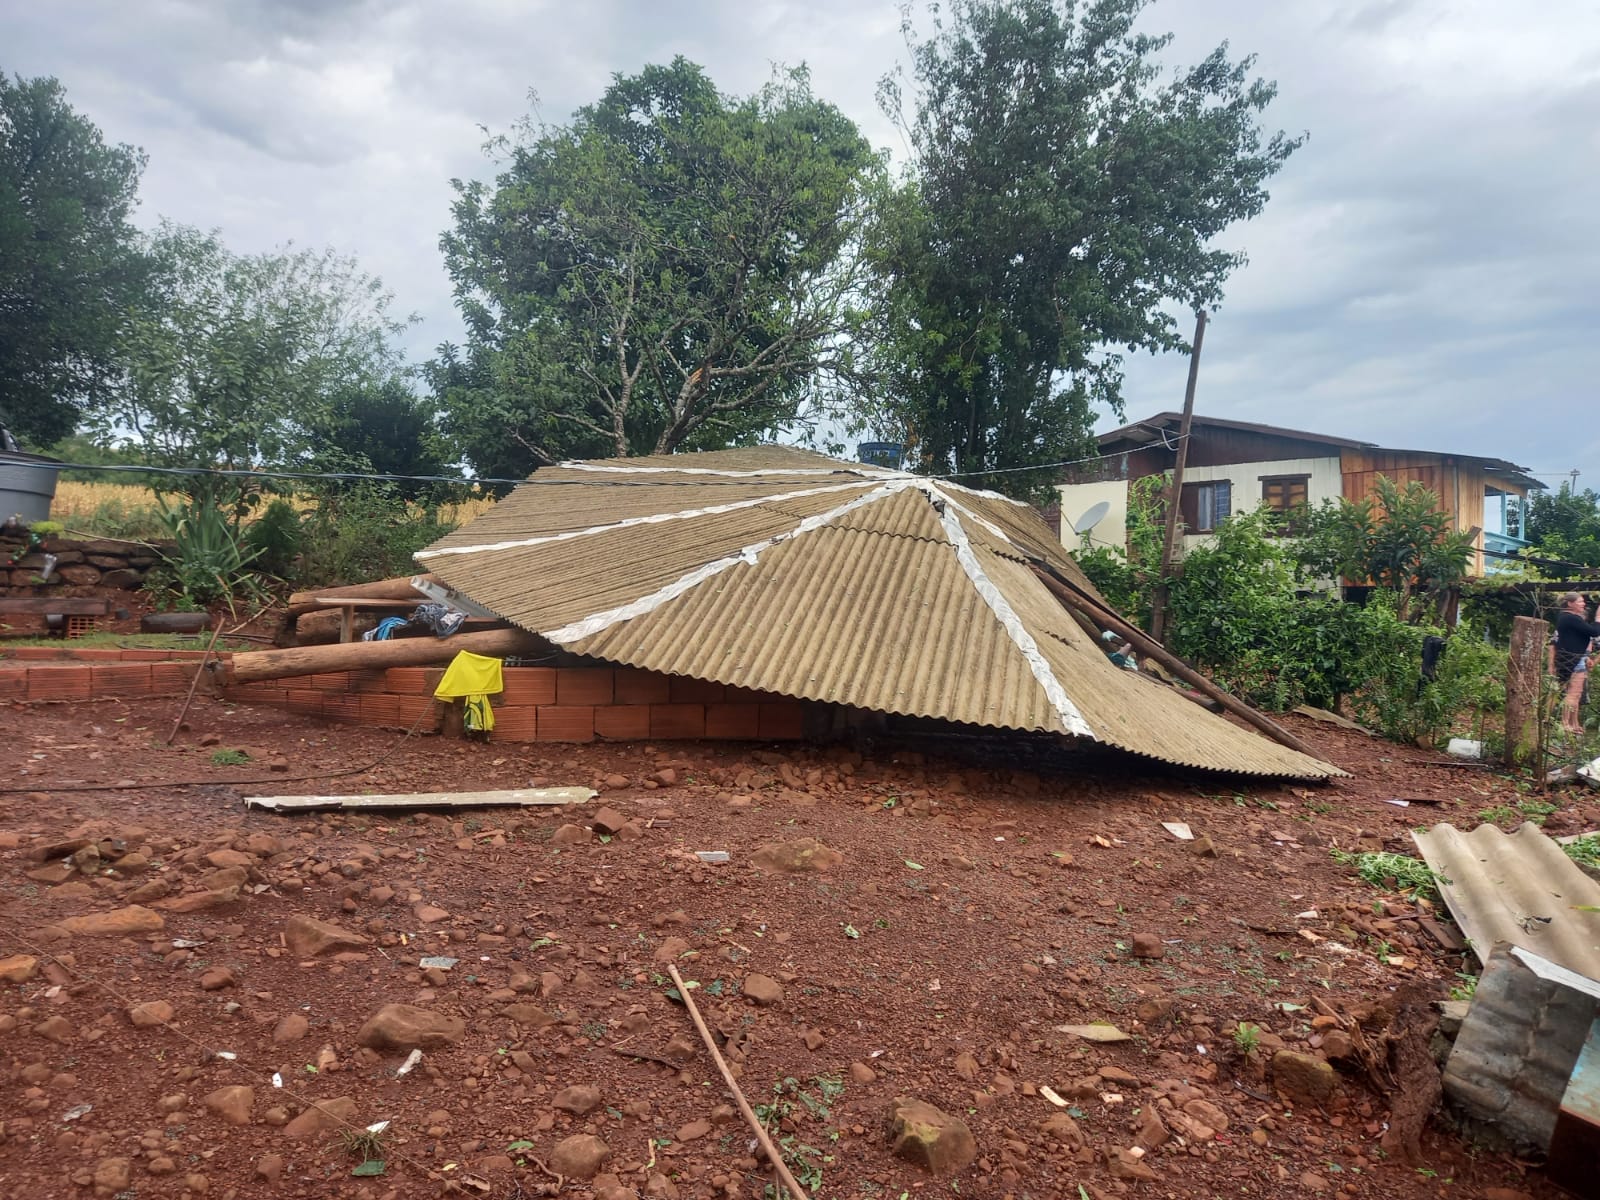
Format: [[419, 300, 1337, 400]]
[[5, 0, 1594, 481]]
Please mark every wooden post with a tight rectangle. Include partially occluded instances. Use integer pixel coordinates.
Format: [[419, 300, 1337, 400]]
[[1504, 615, 1546, 768], [1150, 310, 1207, 643], [1030, 565, 1325, 762], [219, 626, 543, 685]]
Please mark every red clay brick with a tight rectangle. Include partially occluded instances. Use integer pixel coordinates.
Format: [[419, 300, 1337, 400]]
[[649, 703, 705, 739], [4, 647, 63, 661], [26, 667, 92, 701], [150, 663, 194, 693], [593, 705, 651, 740], [0, 668, 28, 699], [492, 707, 539, 742], [63, 648, 123, 662], [322, 694, 362, 723], [501, 667, 557, 705], [286, 690, 324, 716], [613, 669, 671, 705], [556, 668, 613, 706], [725, 685, 778, 703], [91, 663, 153, 697], [669, 676, 726, 704], [230, 686, 289, 709], [346, 669, 388, 694], [358, 694, 402, 727], [394, 696, 440, 729], [119, 649, 173, 662], [758, 702, 805, 740], [384, 667, 432, 693], [309, 673, 349, 691], [705, 703, 760, 739], [536, 705, 595, 742]]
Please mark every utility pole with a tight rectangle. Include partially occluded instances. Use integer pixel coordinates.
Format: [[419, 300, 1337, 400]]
[[1149, 310, 1207, 644]]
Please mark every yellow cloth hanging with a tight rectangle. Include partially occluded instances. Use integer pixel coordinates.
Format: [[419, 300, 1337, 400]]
[[433, 651, 504, 733]]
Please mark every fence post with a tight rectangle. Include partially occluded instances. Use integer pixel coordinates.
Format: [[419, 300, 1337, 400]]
[[1504, 615, 1546, 768]]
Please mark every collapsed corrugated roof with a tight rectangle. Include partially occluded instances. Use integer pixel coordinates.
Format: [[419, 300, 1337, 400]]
[[417, 447, 1340, 779], [1413, 822, 1600, 981]]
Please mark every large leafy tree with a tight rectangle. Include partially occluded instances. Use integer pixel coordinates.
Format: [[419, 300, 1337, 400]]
[[434, 58, 879, 474], [0, 72, 147, 446], [1524, 484, 1600, 572], [870, 0, 1303, 495], [90, 222, 410, 507]]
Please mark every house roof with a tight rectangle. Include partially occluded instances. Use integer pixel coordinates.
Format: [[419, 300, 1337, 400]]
[[417, 446, 1340, 779], [1101, 412, 1544, 491]]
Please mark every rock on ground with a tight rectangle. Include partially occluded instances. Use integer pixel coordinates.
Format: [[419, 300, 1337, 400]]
[[549, 1134, 611, 1180], [888, 1097, 977, 1174], [356, 1004, 465, 1051]]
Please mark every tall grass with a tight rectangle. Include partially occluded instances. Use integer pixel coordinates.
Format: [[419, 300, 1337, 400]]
[[48, 480, 497, 541]]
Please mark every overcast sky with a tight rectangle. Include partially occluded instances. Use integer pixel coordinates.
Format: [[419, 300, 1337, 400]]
[[6, 0, 1596, 487]]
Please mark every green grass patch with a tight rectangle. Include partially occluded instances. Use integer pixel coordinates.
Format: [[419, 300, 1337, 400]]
[[1331, 849, 1449, 902]]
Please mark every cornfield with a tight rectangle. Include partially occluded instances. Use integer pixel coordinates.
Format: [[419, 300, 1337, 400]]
[[48, 480, 498, 541]]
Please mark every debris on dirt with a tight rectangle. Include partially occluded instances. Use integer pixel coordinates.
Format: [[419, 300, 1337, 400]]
[[244, 785, 594, 811], [1161, 820, 1194, 840], [1055, 1023, 1132, 1042]]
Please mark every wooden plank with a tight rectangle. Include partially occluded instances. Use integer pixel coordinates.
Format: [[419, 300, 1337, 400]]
[[310, 598, 421, 607], [0, 597, 114, 615], [244, 786, 596, 812], [226, 627, 536, 684]]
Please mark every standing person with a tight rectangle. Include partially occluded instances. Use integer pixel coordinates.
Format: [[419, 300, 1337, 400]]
[[1553, 592, 1600, 735]]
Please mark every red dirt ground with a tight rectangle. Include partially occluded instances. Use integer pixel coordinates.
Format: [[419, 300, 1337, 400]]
[[1, 691, 1592, 1200]]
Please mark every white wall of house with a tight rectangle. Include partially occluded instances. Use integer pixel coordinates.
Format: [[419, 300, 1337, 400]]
[[1178, 455, 1342, 553], [1057, 479, 1129, 553], [1057, 454, 1342, 557]]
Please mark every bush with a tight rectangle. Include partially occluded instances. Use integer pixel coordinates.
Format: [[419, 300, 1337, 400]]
[[294, 484, 455, 588], [145, 492, 267, 612]]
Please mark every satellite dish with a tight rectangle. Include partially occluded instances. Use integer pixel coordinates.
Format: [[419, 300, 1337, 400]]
[[1072, 501, 1111, 535]]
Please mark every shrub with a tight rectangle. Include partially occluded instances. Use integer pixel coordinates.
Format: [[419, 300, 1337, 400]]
[[145, 492, 267, 612], [294, 483, 454, 588]]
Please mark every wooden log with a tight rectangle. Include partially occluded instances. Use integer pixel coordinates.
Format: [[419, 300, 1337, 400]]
[[286, 574, 437, 610], [283, 574, 439, 630], [221, 626, 541, 685], [1029, 565, 1325, 762], [1504, 614, 1546, 769]]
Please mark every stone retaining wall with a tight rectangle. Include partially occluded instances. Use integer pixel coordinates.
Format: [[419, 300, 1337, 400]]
[[0, 536, 165, 591], [2, 647, 807, 743]]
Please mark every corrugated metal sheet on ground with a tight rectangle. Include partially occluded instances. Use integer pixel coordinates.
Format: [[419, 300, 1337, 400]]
[[1413, 822, 1600, 981], [419, 446, 1340, 779]]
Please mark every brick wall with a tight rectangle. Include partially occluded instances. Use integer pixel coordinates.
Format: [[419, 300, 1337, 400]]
[[3, 647, 806, 742], [222, 664, 806, 742]]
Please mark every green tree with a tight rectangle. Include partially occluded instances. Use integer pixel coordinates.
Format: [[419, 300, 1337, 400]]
[[434, 58, 880, 476], [1523, 484, 1600, 571], [1296, 476, 1473, 621], [0, 72, 147, 445], [93, 222, 411, 510], [869, 0, 1302, 495], [310, 378, 454, 500]]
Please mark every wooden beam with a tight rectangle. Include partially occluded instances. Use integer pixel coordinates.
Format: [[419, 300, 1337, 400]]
[[1029, 564, 1325, 762], [245, 787, 595, 812], [221, 626, 542, 685]]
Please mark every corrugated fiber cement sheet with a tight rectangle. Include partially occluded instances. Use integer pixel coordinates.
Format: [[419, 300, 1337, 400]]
[[1413, 822, 1600, 981]]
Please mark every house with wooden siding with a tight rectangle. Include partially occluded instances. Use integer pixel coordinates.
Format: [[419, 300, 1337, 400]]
[[1057, 413, 1543, 577]]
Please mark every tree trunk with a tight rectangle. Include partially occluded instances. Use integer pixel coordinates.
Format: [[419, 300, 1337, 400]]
[[286, 574, 437, 615], [1503, 615, 1546, 769], [220, 627, 542, 685]]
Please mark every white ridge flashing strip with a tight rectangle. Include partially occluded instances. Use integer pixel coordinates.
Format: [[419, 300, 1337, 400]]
[[932, 486, 1094, 740], [558, 457, 1026, 506], [543, 480, 915, 644], [557, 460, 899, 479], [416, 479, 879, 560]]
